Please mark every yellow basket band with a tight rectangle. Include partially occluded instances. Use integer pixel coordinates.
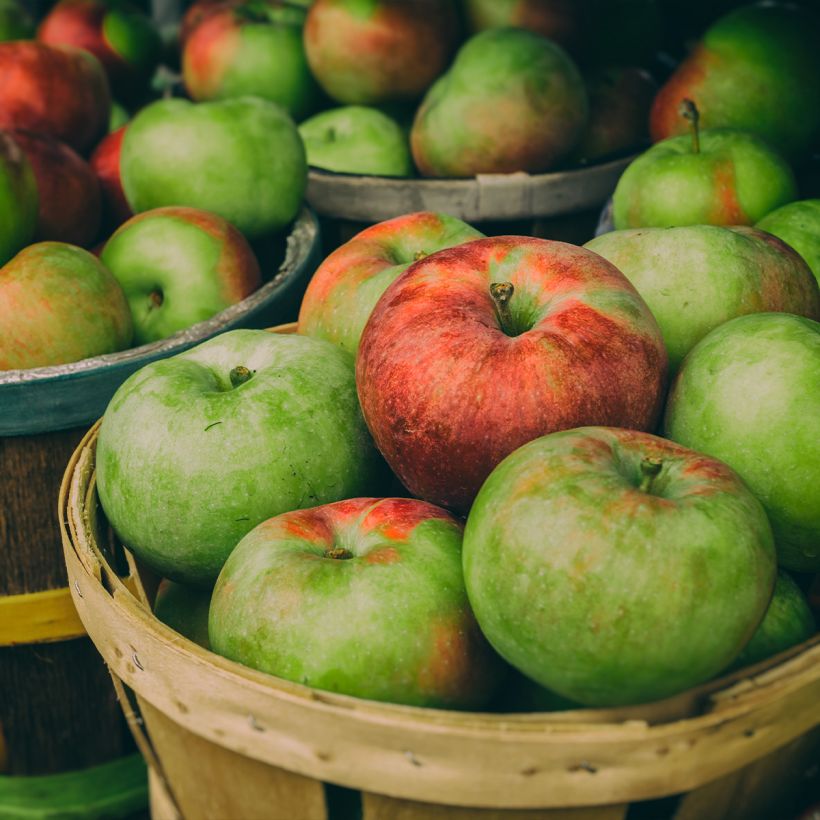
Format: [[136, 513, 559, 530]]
[[0, 587, 86, 646]]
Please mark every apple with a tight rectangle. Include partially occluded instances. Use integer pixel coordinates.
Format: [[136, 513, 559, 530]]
[[298, 106, 412, 177], [209, 497, 505, 707], [11, 129, 101, 248], [613, 103, 798, 229], [731, 570, 815, 670], [0, 242, 132, 370], [96, 329, 387, 586], [304, 0, 458, 105], [411, 28, 587, 178], [650, 4, 820, 159], [90, 125, 132, 231], [182, 1, 321, 121], [757, 199, 820, 286], [37, 0, 162, 99], [0, 130, 37, 267], [120, 97, 306, 239], [356, 236, 667, 513], [299, 212, 482, 355], [664, 313, 820, 572], [100, 206, 261, 344], [0, 0, 33, 41], [109, 100, 129, 131], [0, 42, 110, 153], [585, 225, 820, 373], [463, 426, 777, 706], [154, 579, 212, 649]]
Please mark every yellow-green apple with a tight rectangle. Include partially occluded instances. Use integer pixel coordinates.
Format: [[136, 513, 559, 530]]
[[757, 199, 820, 286], [298, 105, 412, 177], [650, 4, 820, 159], [0, 131, 37, 266], [100, 206, 261, 344], [664, 313, 820, 572], [585, 225, 820, 373], [90, 125, 132, 231], [304, 0, 459, 105], [183, 1, 320, 121], [37, 0, 162, 99], [411, 28, 587, 177], [154, 579, 212, 648], [299, 212, 482, 354], [613, 103, 797, 229], [121, 97, 306, 239], [209, 497, 505, 707], [11, 129, 101, 247], [0, 42, 110, 153], [356, 236, 667, 513], [0, 242, 132, 370], [96, 329, 387, 586], [463, 426, 776, 706], [730, 570, 815, 670], [0, 0, 33, 40]]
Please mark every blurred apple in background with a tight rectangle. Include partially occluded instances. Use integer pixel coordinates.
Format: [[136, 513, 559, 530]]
[[90, 124, 133, 231], [0, 242, 132, 370], [757, 199, 820, 286], [0, 130, 37, 266], [0, 0, 33, 40]]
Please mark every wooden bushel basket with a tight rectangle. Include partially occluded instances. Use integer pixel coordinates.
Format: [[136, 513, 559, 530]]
[[59, 330, 820, 820]]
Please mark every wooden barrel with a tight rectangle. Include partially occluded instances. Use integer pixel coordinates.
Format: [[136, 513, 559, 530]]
[[0, 216, 319, 811], [58, 325, 820, 820]]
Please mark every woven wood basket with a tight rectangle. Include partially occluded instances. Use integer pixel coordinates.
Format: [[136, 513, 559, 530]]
[[59, 328, 820, 820]]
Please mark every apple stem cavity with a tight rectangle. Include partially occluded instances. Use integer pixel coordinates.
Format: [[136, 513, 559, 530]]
[[149, 289, 163, 309], [679, 98, 701, 154], [638, 458, 663, 494], [490, 281, 516, 336], [229, 366, 254, 388], [325, 547, 353, 560]]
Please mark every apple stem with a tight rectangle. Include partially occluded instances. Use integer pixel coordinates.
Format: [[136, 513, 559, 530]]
[[229, 366, 253, 388], [149, 290, 163, 309], [325, 547, 353, 560], [638, 458, 663, 493], [679, 98, 700, 154], [490, 281, 515, 335]]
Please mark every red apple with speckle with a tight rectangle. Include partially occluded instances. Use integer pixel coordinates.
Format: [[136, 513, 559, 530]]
[[357, 236, 668, 513], [209, 497, 505, 708], [90, 125, 132, 231]]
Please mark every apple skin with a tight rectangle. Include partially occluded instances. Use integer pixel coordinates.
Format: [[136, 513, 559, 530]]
[[153, 579, 212, 649], [96, 329, 388, 586], [121, 97, 306, 239], [183, 2, 320, 121], [650, 4, 820, 159], [585, 226, 820, 373], [90, 125, 133, 231], [462, 426, 776, 706], [37, 0, 162, 98], [298, 105, 412, 177], [0, 131, 37, 267], [612, 129, 798, 229], [0, 42, 111, 153], [356, 236, 667, 513], [757, 199, 820, 287], [0, 242, 133, 370], [299, 212, 482, 355], [730, 570, 815, 671], [304, 0, 458, 105], [100, 206, 261, 345], [0, 0, 34, 41], [209, 497, 505, 708], [664, 313, 820, 572], [411, 28, 587, 178], [11, 129, 101, 248]]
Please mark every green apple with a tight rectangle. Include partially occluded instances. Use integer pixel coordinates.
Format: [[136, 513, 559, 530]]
[[664, 313, 820, 572], [120, 96, 307, 239], [298, 106, 412, 177], [585, 225, 820, 373], [613, 113, 798, 229], [462, 426, 776, 706], [101, 206, 262, 345], [210, 497, 504, 707], [109, 100, 130, 132], [153, 579, 211, 649], [96, 329, 387, 586], [757, 199, 820, 286], [0, 242, 133, 371], [0, 0, 33, 40], [0, 131, 37, 266]]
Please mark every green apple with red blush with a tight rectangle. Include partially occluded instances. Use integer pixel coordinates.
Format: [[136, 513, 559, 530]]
[[298, 212, 483, 355], [0, 131, 37, 267], [613, 100, 798, 229], [757, 199, 820, 286], [209, 497, 505, 708]]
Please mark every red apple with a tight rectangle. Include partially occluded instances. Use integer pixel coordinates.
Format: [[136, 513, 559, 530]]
[[90, 125, 132, 231], [0, 42, 110, 153], [356, 236, 668, 512], [11, 129, 101, 247]]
